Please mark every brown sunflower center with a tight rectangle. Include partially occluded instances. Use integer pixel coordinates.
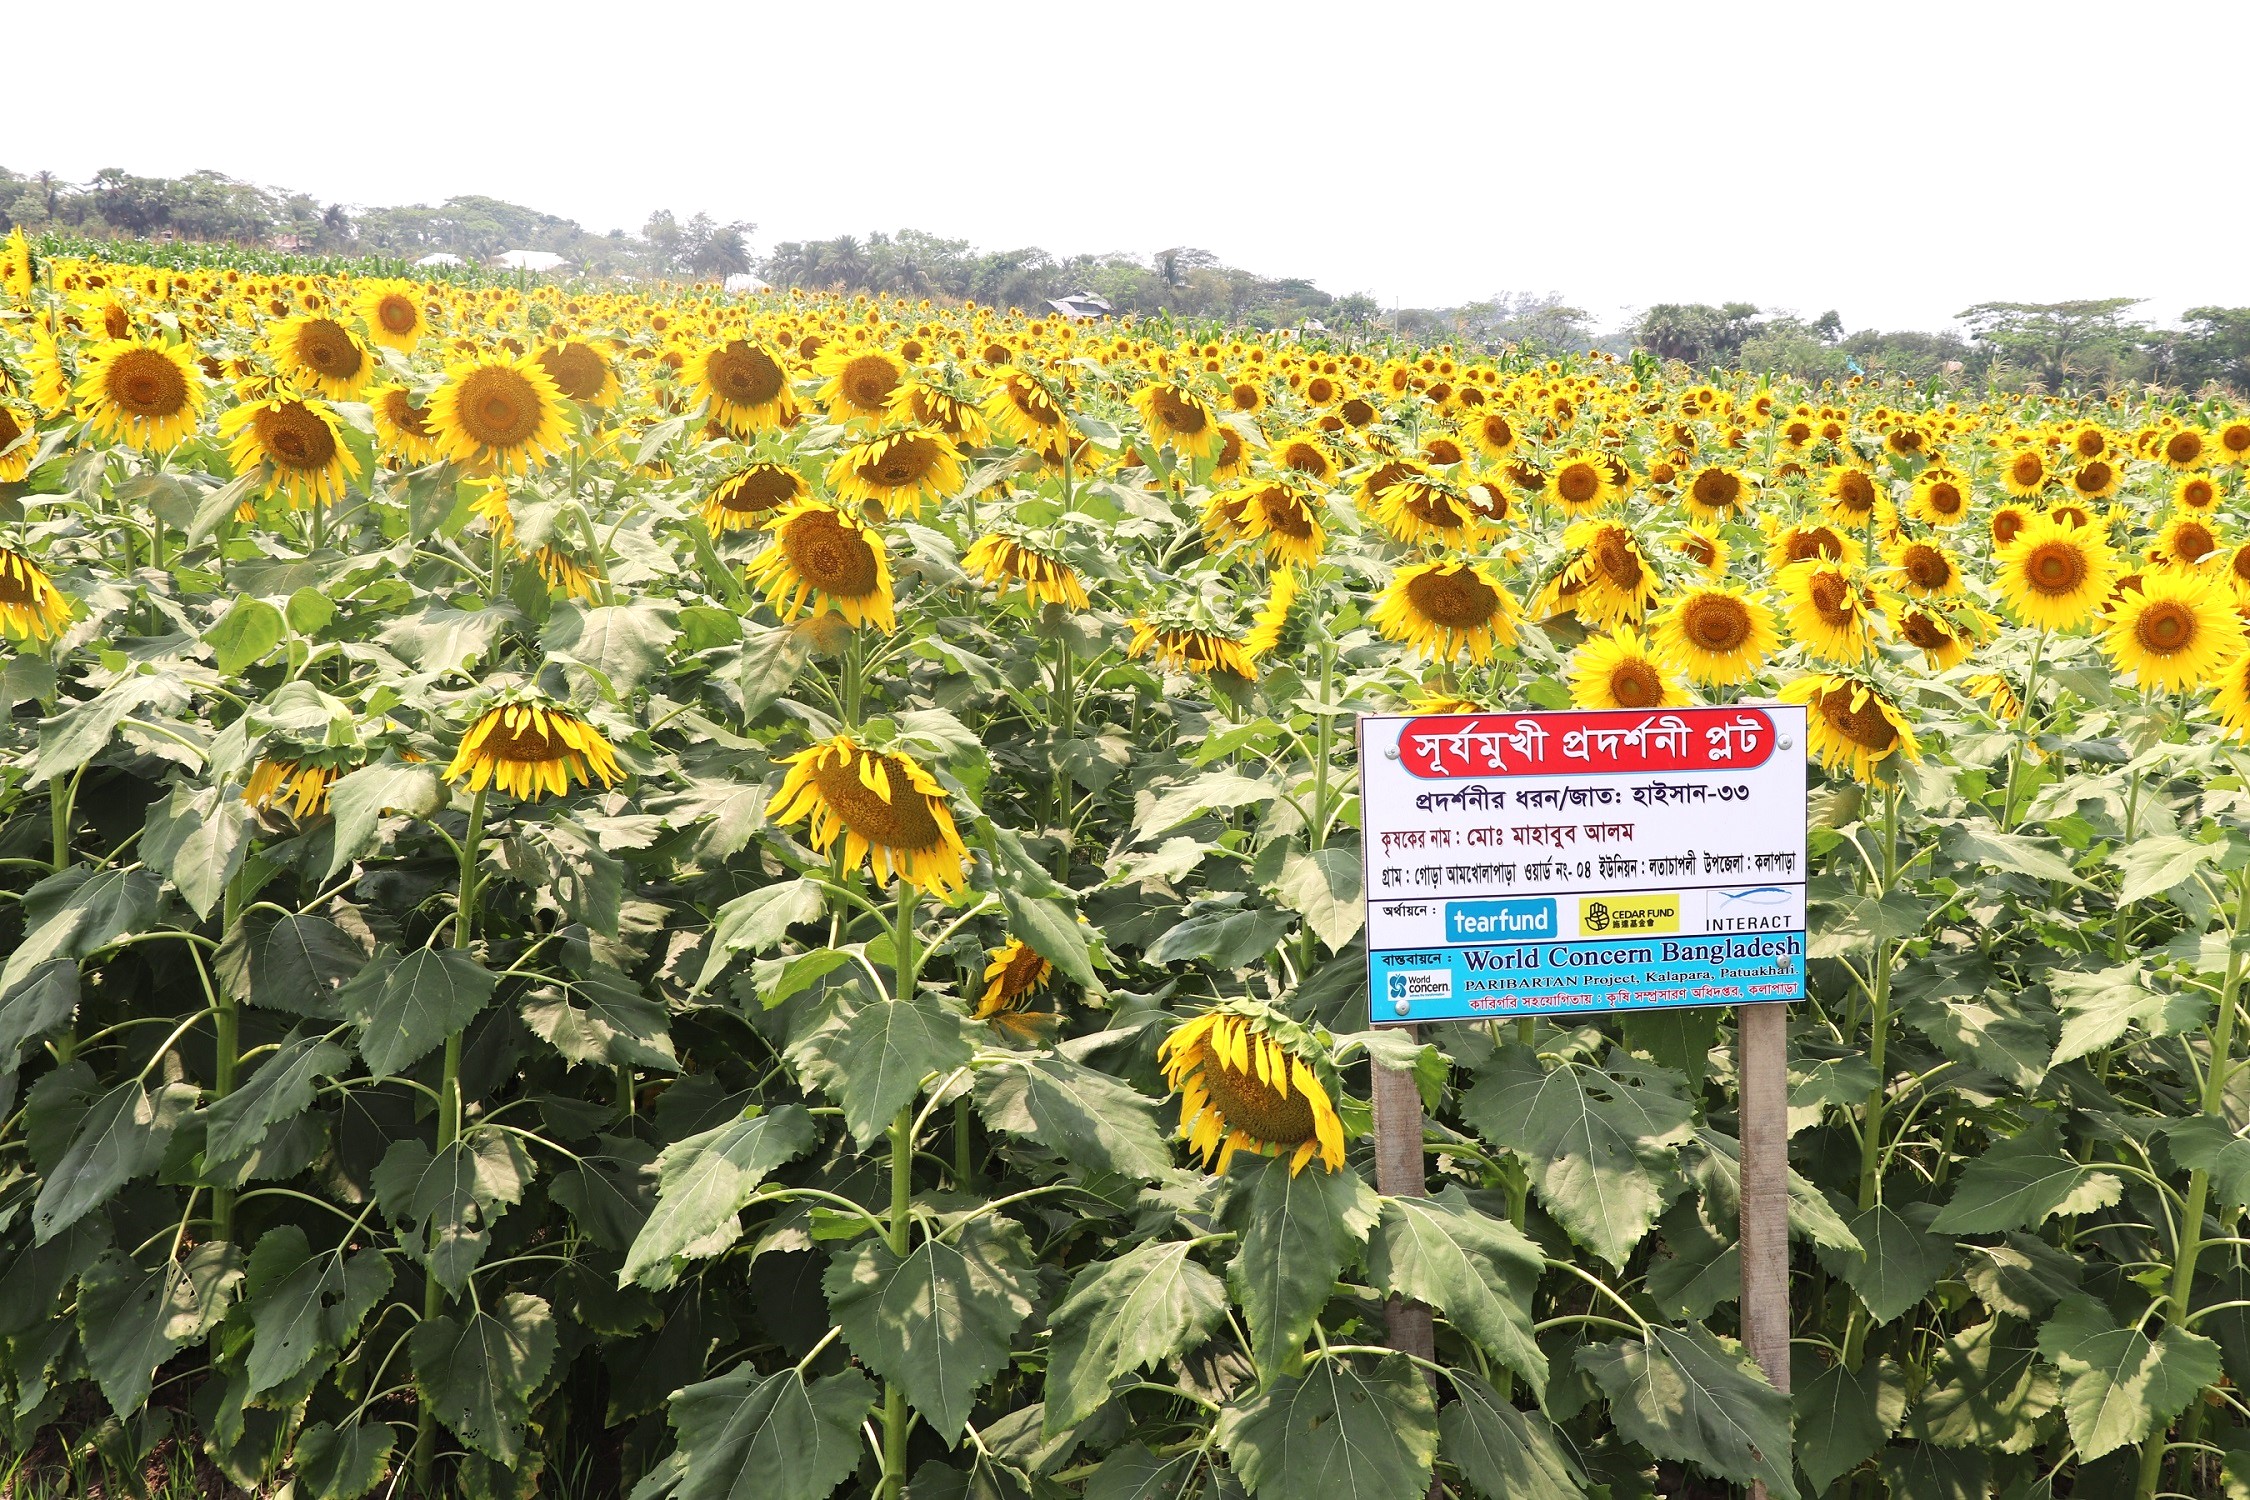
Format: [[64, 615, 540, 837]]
[[1422, 437, 1464, 465], [860, 434, 942, 489], [840, 354, 900, 409], [2167, 432, 2204, 464], [1924, 480, 1963, 514], [1594, 531, 1642, 589], [1257, 488, 1315, 539], [2135, 600, 2197, 655], [1902, 544, 1951, 590], [2182, 480, 2217, 509], [1340, 397, 1376, 426], [1608, 658, 1663, 708], [1482, 415, 1514, 448], [0, 408, 22, 448], [455, 365, 543, 448], [2073, 461, 2113, 495], [1830, 470, 1875, 513], [1681, 594, 1751, 653], [781, 510, 881, 598], [1808, 570, 1858, 626], [2023, 540, 2089, 596], [1192, 1045, 1317, 1148], [993, 945, 1048, 1004], [379, 390, 435, 439], [1555, 462, 1601, 504], [1280, 441, 1328, 476], [1691, 468, 1742, 511], [1993, 510, 2028, 545], [1900, 610, 1952, 651], [708, 342, 785, 406], [106, 348, 189, 417], [1787, 527, 1845, 563], [292, 319, 364, 379], [538, 342, 609, 402], [480, 716, 567, 764], [1404, 567, 1501, 630], [1681, 534, 1716, 567], [808, 750, 945, 850], [1152, 388, 1209, 435], [254, 402, 337, 471], [2010, 455, 2044, 487], [376, 295, 419, 334], [0, 555, 42, 607], [1817, 687, 1900, 751], [2173, 521, 2217, 561]]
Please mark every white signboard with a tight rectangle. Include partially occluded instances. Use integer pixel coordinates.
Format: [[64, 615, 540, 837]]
[[1358, 706, 1809, 1026]]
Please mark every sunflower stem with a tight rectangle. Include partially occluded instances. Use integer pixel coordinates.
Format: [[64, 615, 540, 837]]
[[1855, 779, 1902, 1211], [211, 870, 248, 1245], [1998, 629, 2046, 832], [880, 875, 918, 1500]]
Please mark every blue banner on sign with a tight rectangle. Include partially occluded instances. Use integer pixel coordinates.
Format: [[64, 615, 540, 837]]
[[1368, 933, 1805, 1023]]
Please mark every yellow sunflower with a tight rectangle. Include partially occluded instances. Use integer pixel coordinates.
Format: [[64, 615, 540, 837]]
[[1907, 467, 1971, 528], [1673, 525, 1730, 579], [537, 341, 620, 407], [690, 337, 797, 434], [2102, 571, 2242, 692], [2064, 456, 2122, 503], [2160, 428, 2209, 470], [2211, 651, 2250, 739], [1999, 445, 2050, 498], [369, 386, 441, 465], [243, 759, 341, 819], [1228, 480, 1326, 567], [963, 533, 1089, 609], [1542, 451, 1617, 516], [1781, 673, 1922, 782], [428, 352, 572, 476], [826, 427, 963, 519], [0, 548, 72, 642], [982, 369, 1072, 450], [973, 938, 1058, 1044], [1882, 537, 1964, 599], [1160, 1004, 1346, 1176], [1372, 560, 1520, 664], [1374, 473, 1487, 549], [1569, 631, 1691, 711], [765, 735, 970, 895], [815, 345, 907, 426], [2174, 473, 2220, 512], [268, 314, 374, 400], [1781, 560, 1881, 664], [1132, 381, 1225, 461], [703, 462, 809, 534], [76, 336, 206, 450], [1680, 464, 1754, 523], [1271, 431, 1340, 486], [445, 701, 625, 801], [1562, 519, 1661, 627], [1819, 463, 1882, 524], [1652, 586, 1781, 686], [219, 396, 360, 509], [1894, 601, 1989, 671], [747, 499, 897, 632], [889, 380, 990, 447], [1463, 409, 1519, 460], [1994, 514, 2117, 630], [356, 280, 427, 352], [1242, 568, 1302, 662], [2154, 513, 2223, 571], [1128, 620, 1257, 678], [0, 403, 37, 483], [534, 544, 604, 602]]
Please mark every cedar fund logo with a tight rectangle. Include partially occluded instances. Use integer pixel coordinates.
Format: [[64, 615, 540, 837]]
[[1580, 894, 1680, 934]]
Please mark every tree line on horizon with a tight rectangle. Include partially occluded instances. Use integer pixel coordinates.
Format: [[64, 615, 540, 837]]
[[5, 164, 2246, 396]]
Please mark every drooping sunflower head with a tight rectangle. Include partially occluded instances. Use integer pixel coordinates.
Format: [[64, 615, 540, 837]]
[[765, 735, 969, 895], [1160, 1002, 1346, 1176], [982, 369, 1071, 448], [428, 352, 572, 476], [825, 426, 963, 519], [962, 532, 1089, 610], [1128, 618, 1257, 679], [1652, 585, 1781, 687], [444, 699, 625, 801], [243, 757, 342, 819], [690, 337, 796, 434], [2212, 650, 2250, 741], [703, 461, 809, 533], [746, 498, 896, 633], [76, 336, 206, 451], [1569, 630, 1690, 711], [268, 314, 373, 400], [2102, 570, 2243, 693], [1994, 514, 2117, 631], [1132, 380, 1224, 461], [219, 396, 360, 509], [533, 543, 605, 602], [537, 340, 620, 407], [369, 386, 441, 465], [1781, 673, 1922, 783], [1372, 559, 1520, 665], [0, 548, 72, 642], [1374, 472, 1486, 549], [973, 938, 1058, 1043], [1242, 567, 1304, 662], [1895, 599, 1990, 671]]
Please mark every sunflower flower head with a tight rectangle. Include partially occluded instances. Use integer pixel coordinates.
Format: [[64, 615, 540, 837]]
[[765, 735, 969, 895], [2102, 570, 2243, 693], [0, 548, 73, 642], [962, 531, 1089, 610], [1781, 672, 1923, 783], [445, 699, 624, 801], [1651, 585, 1781, 687], [1994, 514, 2118, 631], [747, 498, 897, 632], [974, 938, 1058, 1043], [825, 425, 963, 520], [1160, 1001, 1347, 1176], [244, 757, 343, 819], [219, 396, 361, 509], [702, 461, 808, 534], [1569, 630, 1691, 711], [429, 351, 572, 476], [76, 336, 207, 451]]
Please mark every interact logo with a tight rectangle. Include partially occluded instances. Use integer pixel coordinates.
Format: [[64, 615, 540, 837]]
[[1445, 898, 1556, 942], [1580, 894, 1680, 934]]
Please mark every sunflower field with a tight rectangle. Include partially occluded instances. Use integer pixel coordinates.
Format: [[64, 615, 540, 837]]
[[8, 228, 2250, 1500]]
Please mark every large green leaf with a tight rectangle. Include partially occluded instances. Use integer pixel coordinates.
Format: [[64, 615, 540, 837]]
[[542, 600, 680, 699], [1792, 1352, 1904, 1494], [411, 1291, 558, 1464], [696, 879, 827, 992], [998, 885, 1100, 993], [1134, 771, 1278, 841], [1226, 1156, 1379, 1374], [1145, 907, 1295, 970], [1813, 1201, 1952, 1324], [0, 960, 78, 1061], [1930, 1121, 2122, 1234], [206, 596, 286, 675], [322, 761, 445, 878], [787, 992, 973, 1147], [2163, 1115, 2250, 1210], [342, 944, 497, 1079], [822, 1216, 1038, 1442], [373, 1129, 533, 1294], [663, 1363, 874, 1500], [2114, 833, 2218, 905], [294, 1419, 395, 1500], [1084, 1445, 1211, 1500], [213, 909, 366, 1018], [1577, 1325, 1796, 1499], [519, 965, 680, 1072], [33, 1079, 192, 1243], [1275, 846, 1364, 952], [1437, 1370, 1584, 1500], [3, 866, 162, 996], [1877, 1443, 1991, 1500], [1216, 1353, 1438, 1500], [1364, 1186, 1544, 1389], [1044, 1239, 1229, 1434], [2048, 963, 2197, 1067], [242, 1225, 392, 1396], [1906, 1318, 2055, 1453], [973, 1051, 1173, 1180], [2036, 1295, 2220, 1461], [203, 1031, 349, 1165], [621, 1105, 819, 1289], [1462, 1047, 1693, 1267], [140, 783, 253, 919], [76, 1243, 243, 1416]]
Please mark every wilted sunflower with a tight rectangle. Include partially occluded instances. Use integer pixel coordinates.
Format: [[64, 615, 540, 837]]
[[815, 345, 906, 425], [1652, 586, 1781, 686], [703, 462, 808, 533], [369, 386, 440, 465], [1569, 631, 1690, 711], [1129, 619, 1256, 678], [1543, 451, 1616, 516], [534, 544, 605, 602], [219, 396, 360, 509], [748, 499, 897, 632], [0, 404, 36, 483], [76, 336, 206, 450], [356, 280, 426, 352], [2102, 571, 2242, 692], [1781, 560, 1881, 664], [0, 548, 71, 641], [429, 351, 571, 476], [765, 735, 969, 894], [963, 533, 1088, 609], [1782, 673, 1922, 782], [983, 369, 1072, 449], [826, 427, 963, 519], [1160, 1003, 1346, 1175], [1882, 538, 1963, 598], [445, 701, 624, 800], [1994, 514, 2116, 630], [1373, 560, 1520, 664], [537, 341, 619, 406], [243, 758, 340, 818], [1132, 381, 1225, 461], [973, 938, 1057, 1043], [268, 314, 373, 400], [690, 337, 796, 434], [1680, 464, 1753, 523], [1908, 467, 1971, 528]]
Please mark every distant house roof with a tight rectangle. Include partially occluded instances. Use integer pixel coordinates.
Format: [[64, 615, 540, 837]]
[[724, 273, 771, 294], [414, 253, 465, 268], [1045, 293, 1113, 320], [494, 250, 568, 272]]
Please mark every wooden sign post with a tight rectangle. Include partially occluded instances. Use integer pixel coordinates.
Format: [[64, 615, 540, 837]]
[[1356, 708, 1807, 1458]]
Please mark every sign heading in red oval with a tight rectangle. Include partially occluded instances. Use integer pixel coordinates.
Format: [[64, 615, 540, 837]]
[[1398, 708, 1778, 779]]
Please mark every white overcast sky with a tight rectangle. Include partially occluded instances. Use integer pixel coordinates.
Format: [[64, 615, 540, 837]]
[[15, 0, 2247, 334]]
